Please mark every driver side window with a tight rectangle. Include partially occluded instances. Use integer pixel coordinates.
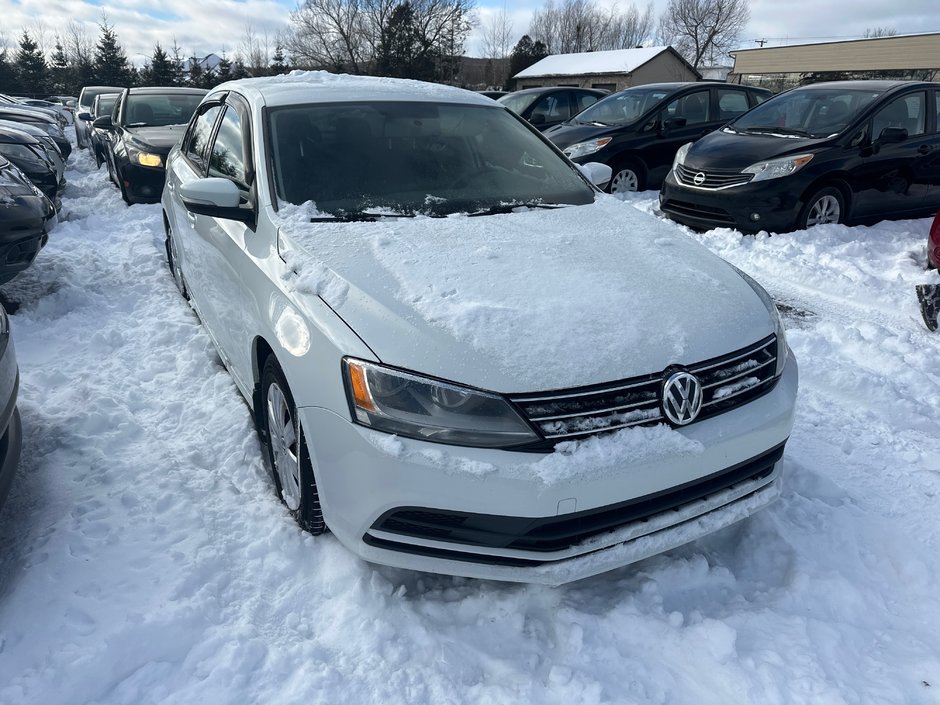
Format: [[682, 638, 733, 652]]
[[872, 93, 926, 138], [185, 105, 222, 171], [208, 106, 247, 188]]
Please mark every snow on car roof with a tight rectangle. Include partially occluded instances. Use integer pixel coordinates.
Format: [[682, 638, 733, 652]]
[[217, 70, 497, 107]]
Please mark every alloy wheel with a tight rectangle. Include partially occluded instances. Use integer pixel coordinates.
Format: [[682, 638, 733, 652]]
[[266, 381, 302, 511], [806, 195, 841, 226]]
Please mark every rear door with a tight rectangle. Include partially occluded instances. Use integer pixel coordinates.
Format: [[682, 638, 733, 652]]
[[850, 91, 934, 220], [642, 88, 713, 185]]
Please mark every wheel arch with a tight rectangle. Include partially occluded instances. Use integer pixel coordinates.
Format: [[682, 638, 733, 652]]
[[800, 174, 853, 217]]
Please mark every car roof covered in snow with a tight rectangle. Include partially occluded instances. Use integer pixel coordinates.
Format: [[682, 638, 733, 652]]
[[214, 70, 497, 108]]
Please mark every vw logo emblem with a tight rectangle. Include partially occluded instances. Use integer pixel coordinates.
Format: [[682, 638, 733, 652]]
[[693, 171, 706, 186], [662, 371, 703, 426]]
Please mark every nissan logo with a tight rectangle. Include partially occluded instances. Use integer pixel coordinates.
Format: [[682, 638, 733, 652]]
[[662, 371, 703, 426], [693, 171, 706, 186]]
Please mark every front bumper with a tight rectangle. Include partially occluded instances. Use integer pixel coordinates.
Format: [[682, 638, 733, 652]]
[[119, 161, 167, 204], [0, 200, 56, 284], [660, 170, 805, 234], [301, 350, 798, 584]]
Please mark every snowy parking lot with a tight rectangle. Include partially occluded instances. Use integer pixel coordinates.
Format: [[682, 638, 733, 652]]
[[1, 146, 940, 705]]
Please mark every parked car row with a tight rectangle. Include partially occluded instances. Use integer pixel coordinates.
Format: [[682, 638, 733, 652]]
[[497, 79, 940, 234], [79, 87, 207, 204]]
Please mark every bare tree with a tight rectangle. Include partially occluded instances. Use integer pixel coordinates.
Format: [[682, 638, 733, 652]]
[[530, 0, 653, 54], [241, 23, 272, 76], [608, 2, 653, 49], [286, 0, 474, 80], [658, 0, 749, 68], [863, 27, 897, 38], [480, 7, 514, 59]]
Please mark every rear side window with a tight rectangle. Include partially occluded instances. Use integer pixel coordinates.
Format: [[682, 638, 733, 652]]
[[717, 89, 749, 120], [185, 105, 222, 169], [665, 90, 710, 125], [530, 93, 571, 123], [208, 106, 247, 187]]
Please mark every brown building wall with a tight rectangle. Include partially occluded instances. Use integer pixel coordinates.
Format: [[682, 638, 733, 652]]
[[731, 34, 940, 74], [514, 53, 698, 91]]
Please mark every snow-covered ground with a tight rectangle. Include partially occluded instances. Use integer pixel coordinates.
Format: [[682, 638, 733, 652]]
[[1, 146, 940, 705]]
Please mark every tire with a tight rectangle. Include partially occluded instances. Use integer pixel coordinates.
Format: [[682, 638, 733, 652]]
[[117, 167, 134, 205], [799, 186, 845, 229], [260, 356, 326, 535], [164, 220, 188, 300], [608, 159, 644, 194]]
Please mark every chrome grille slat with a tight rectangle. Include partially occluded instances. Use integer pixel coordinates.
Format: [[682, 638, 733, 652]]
[[542, 414, 664, 439], [701, 357, 775, 389], [510, 335, 779, 443], [527, 397, 658, 422], [675, 164, 754, 190]]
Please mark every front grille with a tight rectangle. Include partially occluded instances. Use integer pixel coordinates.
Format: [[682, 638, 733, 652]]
[[661, 198, 736, 226], [676, 164, 753, 190], [510, 335, 779, 442], [367, 442, 785, 558]]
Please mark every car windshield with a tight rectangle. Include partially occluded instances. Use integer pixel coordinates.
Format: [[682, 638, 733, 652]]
[[730, 87, 884, 138], [572, 88, 672, 126], [125, 94, 203, 127], [268, 101, 596, 217]]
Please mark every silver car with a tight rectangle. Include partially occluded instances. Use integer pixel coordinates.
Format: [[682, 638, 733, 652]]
[[161, 73, 798, 585]]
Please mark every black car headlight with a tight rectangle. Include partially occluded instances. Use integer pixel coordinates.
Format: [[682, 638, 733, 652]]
[[343, 358, 539, 448], [563, 137, 612, 160], [742, 154, 814, 182]]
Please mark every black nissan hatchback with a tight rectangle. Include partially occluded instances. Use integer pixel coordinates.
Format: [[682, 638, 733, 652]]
[[544, 82, 771, 192], [660, 80, 940, 233]]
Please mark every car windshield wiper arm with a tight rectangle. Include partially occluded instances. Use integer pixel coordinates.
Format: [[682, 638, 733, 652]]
[[468, 202, 569, 217], [308, 210, 418, 222], [126, 122, 150, 127], [742, 126, 811, 137]]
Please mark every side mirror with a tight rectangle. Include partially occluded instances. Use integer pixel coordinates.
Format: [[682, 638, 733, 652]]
[[661, 116, 687, 133], [578, 162, 613, 189], [878, 126, 908, 143], [92, 115, 113, 130], [77, 112, 92, 121], [180, 177, 254, 224]]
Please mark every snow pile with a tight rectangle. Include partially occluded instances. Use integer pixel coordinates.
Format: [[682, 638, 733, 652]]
[[0, 151, 939, 704]]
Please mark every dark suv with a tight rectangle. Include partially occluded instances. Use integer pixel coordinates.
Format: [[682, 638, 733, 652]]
[[545, 82, 771, 192], [498, 87, 608, 131], [660, 80, 940, 233]]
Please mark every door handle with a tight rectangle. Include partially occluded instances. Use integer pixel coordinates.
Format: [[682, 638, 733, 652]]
[[918, 144, 933, 155]]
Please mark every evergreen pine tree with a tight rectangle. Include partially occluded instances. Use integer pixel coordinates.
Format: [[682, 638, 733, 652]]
[[170, 42, 187, 86], [509, 35, 548, 79], [49, 41, 71, 94], [187, 60, 204, 88], [93, 20, 133, 86], [15, 31, 48, 96], [0, 50, 18, 94], [270, 45, 289, 75], [215, 53, 232, 84], [145, 44, 176, 86]]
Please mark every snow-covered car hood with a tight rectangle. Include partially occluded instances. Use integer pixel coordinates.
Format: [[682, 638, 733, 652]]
[[276, 197, 775, 393]]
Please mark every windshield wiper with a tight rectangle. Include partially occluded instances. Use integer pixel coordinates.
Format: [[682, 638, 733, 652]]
[[468, 202, 569, 217], [308, 210, 419, 222], [742, 126, 811, 137], [126, 122, 150, 127]]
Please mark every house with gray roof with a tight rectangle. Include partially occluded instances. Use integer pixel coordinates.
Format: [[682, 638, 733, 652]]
[[513, 47, 700, 92]]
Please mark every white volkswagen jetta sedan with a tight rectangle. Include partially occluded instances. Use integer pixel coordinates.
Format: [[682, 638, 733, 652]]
[[161, 72, 798, 585]]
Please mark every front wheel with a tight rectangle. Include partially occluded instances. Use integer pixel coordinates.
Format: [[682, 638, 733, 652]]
[[799, 186, 845, 229], [260, 357, 326, 535], [608, 159, 644, 194]]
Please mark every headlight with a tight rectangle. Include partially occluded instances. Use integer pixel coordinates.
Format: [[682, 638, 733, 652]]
[[343, 358, 539, 448], [742, 154, 814, 183], [730, 266, 789, 376], [563, 137, 612, 160], [135, 152, 163, 167], [672, 142, 692, 173]]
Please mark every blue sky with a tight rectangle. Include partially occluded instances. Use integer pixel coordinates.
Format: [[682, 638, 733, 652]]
[[1, 0, 938, 65]]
